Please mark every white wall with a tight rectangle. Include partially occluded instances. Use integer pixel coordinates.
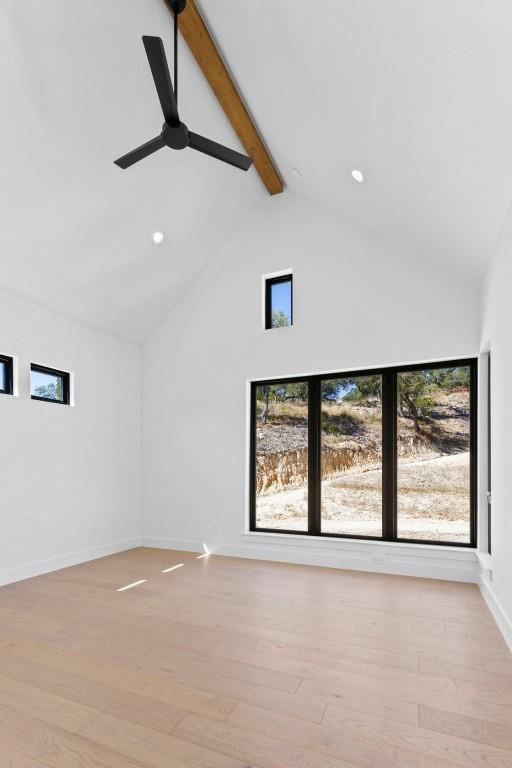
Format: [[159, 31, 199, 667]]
[[0, 192, 487, 589], [479, 200, 512, 646], [141, 193, 481, 580], [0, 288, 141, 584]]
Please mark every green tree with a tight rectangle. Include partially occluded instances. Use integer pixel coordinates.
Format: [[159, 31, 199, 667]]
[[257, 381, 307, 423], [260, 385, 272, 424], [398, 372, 435, 433], [35, 380, 63, 401], [281, 382, 308, 401], [321, 380, 341, 401], [429, 367, 470, 389], [271, 309, 290, 328], [341, 375, 382, 403]]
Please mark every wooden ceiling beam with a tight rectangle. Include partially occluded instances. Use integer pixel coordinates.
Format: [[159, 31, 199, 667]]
[[164, 0, 283, 195]]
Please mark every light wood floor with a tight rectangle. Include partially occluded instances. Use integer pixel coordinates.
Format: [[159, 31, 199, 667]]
[[0, 548, 511, 768]]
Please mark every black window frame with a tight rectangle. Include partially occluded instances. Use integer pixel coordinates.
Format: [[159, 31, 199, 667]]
[[250, 358, 477, 548], [265, 273, 293, 330], [30, 363, 70, 405], [0, 354, 14, 396]]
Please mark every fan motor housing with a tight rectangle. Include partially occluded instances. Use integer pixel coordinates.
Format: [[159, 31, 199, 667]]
[[162, 121, 189, 150], [168, 0, 187, 14]]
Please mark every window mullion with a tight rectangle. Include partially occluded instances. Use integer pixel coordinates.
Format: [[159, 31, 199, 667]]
[[308, 378, 321, 535], [382, 370, 396, 541]]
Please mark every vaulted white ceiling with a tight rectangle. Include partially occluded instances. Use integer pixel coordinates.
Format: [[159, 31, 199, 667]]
[[0, 0, 264, 344], [1, 1, 512, 343]]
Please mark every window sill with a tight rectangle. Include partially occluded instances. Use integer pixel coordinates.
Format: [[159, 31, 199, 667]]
[[242, 530, 476, 554], [476, 551, 492, 571], [232, 530, 479, 581]]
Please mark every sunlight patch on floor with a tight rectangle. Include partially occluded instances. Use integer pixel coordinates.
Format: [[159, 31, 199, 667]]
[[117, 579, 147, 592], [162, 563, 185, 573]]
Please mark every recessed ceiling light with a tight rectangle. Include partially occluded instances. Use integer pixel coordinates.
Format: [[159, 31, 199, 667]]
[[152, 231, 164, 244], [351, 169, 364, 183]]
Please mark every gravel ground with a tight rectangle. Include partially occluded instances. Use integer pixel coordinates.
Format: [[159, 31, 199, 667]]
[[255, 452, 470, 542]]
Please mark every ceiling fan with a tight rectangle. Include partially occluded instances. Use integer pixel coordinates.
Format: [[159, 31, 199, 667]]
[[114, 0, 253, 172]]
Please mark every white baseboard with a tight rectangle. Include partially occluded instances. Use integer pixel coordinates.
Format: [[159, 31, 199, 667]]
[[479, 576, 512, 652], [141, 537, 203, 554], [0, 531, 482, 594], [0, 537, 141, 587], [142, 533, 479, 582]]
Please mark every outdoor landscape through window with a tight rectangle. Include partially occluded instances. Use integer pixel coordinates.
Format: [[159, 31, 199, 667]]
[[397, 365, 471, 542], [255, 381, 308, 530], [252, 361, 474, 544], [321, 376, 383, 537]]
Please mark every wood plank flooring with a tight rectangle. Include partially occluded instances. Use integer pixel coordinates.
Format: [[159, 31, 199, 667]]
[[0, 547, 510, 768]]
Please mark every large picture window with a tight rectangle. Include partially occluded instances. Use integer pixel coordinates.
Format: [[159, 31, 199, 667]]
[[250, 359, 476, 546]]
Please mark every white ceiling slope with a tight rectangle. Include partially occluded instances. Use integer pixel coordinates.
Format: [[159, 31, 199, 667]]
[[210, 0, 512, 277], [1, 1, 512, 343], [0, 0, 263, 344]]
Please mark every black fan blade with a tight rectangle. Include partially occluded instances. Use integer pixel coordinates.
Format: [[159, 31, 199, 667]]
[[114, 135, 165, 169], [188, 132, 252, 171], [142, 36, 179, 125]]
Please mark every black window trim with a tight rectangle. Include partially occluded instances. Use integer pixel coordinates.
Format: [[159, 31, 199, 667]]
[[250, 357, 477, 548], [30, 363, 71, 405], [0, 354, 14, 396], [264, 273, 293, 330]]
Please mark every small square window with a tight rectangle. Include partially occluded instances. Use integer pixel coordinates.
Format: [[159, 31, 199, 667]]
[[265, 274, 293, 329], [0, 355, 13, 395], [31, 364, 70, 404]]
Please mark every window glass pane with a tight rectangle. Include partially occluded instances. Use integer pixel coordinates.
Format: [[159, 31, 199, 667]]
[[31, 369, 65, 402], [397, 365, 471, 543], [0, 360, 6, 391], [270, 279, 292, 327], [255, 381, 308, 530], [320, 376, 383, 536]]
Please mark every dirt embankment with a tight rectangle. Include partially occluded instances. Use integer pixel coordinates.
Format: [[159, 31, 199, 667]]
[[256, 419, 383, 494], [256, 390, 469, 496], [321, 441, 381, 478], [256, 438, 382, 494], [256, 425, 307, 493]]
